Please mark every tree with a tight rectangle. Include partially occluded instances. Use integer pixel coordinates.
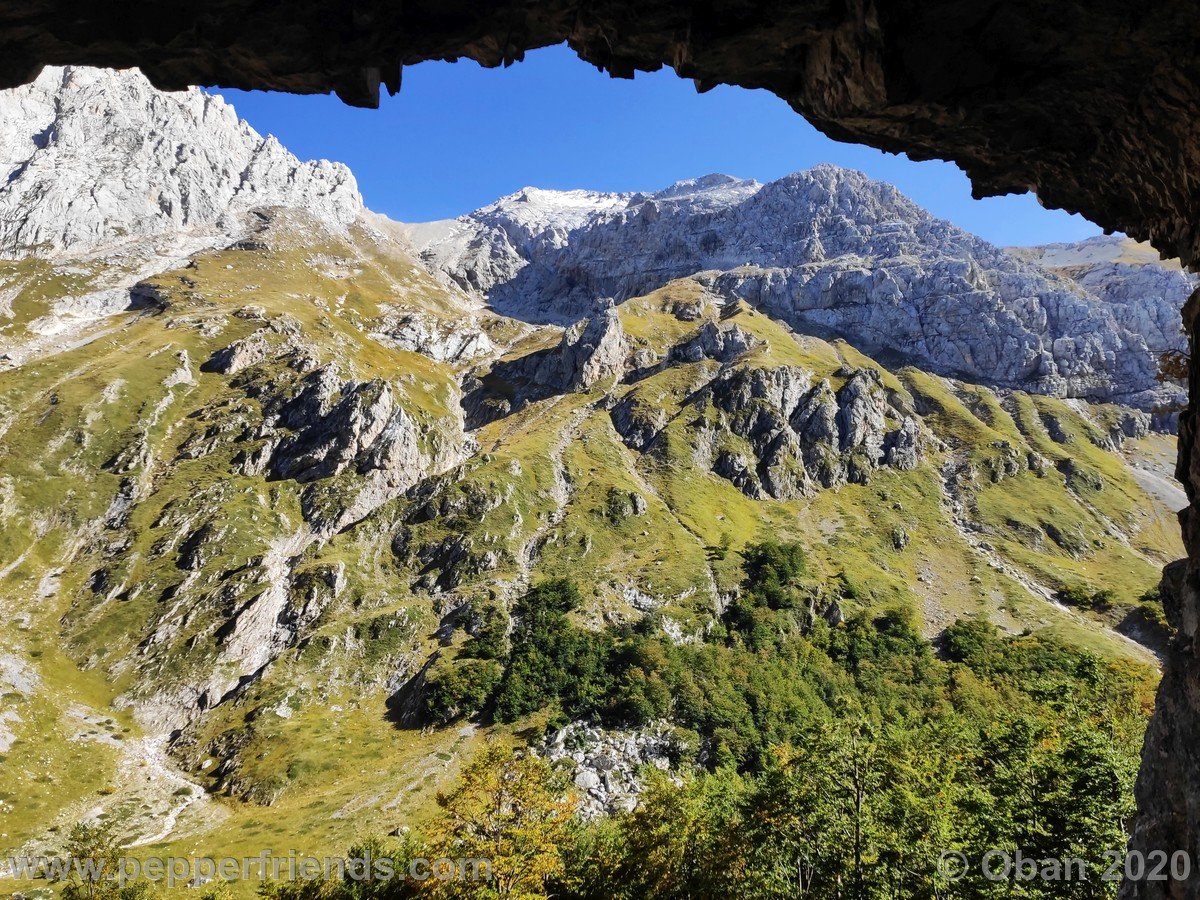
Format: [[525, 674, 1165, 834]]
[[428, 744, 576, 898], [738, 743, 855, 899], [823, 720, 884, 900], [592, 768, 744, 900], [740, 541, 808, 610], [56, 819, 153, 900], [870, 724, 969, 900], [423, 658, 504, 724], [491, 580, 613, 723]]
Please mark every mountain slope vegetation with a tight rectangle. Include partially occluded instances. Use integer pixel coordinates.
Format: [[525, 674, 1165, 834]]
[[0, 66, 1187, 900]]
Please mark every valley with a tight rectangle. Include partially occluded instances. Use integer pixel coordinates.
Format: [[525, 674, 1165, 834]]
[[0, 65, 1190, 899]]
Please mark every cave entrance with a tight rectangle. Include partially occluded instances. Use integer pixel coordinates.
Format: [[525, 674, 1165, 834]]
[[3, 3, 1199, 893]]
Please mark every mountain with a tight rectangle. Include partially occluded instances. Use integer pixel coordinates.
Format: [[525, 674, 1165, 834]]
[[408, 170, 1187, 413], [0, 67, 361, 258], [0, 66, 362, 367], [0, 68, 1185, 872], [1011, 233, 1194, 356]]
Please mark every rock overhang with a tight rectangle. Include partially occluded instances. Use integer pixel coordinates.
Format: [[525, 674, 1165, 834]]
[[3, 0, 1200, 265]]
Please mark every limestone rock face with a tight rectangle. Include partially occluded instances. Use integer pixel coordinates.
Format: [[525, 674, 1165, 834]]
[[461, 305, 629, 426], [1014, 234, 1192, 357], [369, 311, 494, 363], [412, 167, 1184, 412], [669, 321, 761, 364], [197, 324, 474, 539], [614, 359, 928, 497], [267, 371, 409, 483], [883, 417, 923, 470], [560, 304, 629, 391], [0, 66, 362, 258], [202, 329, 277, 376]]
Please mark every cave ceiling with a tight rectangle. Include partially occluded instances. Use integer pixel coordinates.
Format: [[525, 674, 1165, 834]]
[[2, 0, 1200, 263]]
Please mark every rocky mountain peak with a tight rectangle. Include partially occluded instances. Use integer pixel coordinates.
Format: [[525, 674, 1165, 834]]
[[0, 66, 362, 258], [409, 166, 1187, 413], [641, 172, 762, 208]]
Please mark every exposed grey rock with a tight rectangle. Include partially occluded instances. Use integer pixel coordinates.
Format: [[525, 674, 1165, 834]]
[[0, 67, 364, 369], [614, 360, 925, 497], [411, 167, 1184, 412], [198, 338, 473, 537], [669, 293, 716, 321], [0, 652, 40, 752], [713, 450, 763, 498], [558, 304, 629, 390], [370, 311, 493, 363], [406, 186, 638, 304], [883, 416, 923, 470], [669, 321, 760, 364], [268, 373, 400, 482], [0, 66, 361, 259], [629, 347, 659, 370], [676, 362, 916, 496], [202, 329, 274, 375], [461, 305, 628, 427], [823, 599, 846, 627], [177, 521, 227, 571], [836, 370, 887, 457], [1014, 235, 1191, 356], [609, 396, 668, 451], [542, 721, 685, 817], [620, 584, 658, 611], [1115, 409, 1151, 440], [1042, 413, 1073, 444]]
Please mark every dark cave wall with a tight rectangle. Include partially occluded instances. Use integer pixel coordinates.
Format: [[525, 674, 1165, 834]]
[[1126, 291, 1200, 900], [4, 0, 1200, 264]]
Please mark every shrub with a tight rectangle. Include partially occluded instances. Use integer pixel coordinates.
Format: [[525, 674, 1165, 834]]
[[460, 599, 509, 661], [741, 540, 808, 609], [423, 659, 503, 725]]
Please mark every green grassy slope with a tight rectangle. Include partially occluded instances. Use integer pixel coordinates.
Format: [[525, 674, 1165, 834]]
[[0, 221, 1183, 883]]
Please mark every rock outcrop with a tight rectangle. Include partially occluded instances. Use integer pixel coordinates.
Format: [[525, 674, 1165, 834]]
[[668, 321, 761, 364], [461, 304, 628, 427], [1015, 234, 1192, 356], [615, 359, 929, 498], [201, 330, 473, 534], [542, 721, 685, 818], [559, 305, 630, 391], [369, 311, 494, 363]]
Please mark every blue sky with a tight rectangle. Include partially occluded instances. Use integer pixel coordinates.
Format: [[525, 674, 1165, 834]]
[[218, 44, 1101, 247]]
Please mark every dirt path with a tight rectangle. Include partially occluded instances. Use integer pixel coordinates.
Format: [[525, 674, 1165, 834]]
[[510, 402, 590, 596], [938, 455, 1159, 666]]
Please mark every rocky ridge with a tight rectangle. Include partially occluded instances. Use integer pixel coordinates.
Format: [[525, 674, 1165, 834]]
[[0, 66, 363, 366], [0, 66, 361, 259], [461, 303, 629, 427], [409, 169, 1185, 413], [1012, 234, 1193, 356]]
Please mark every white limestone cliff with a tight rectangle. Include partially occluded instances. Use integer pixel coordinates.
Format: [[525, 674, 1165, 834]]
[[0, 66, 361, 259]]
